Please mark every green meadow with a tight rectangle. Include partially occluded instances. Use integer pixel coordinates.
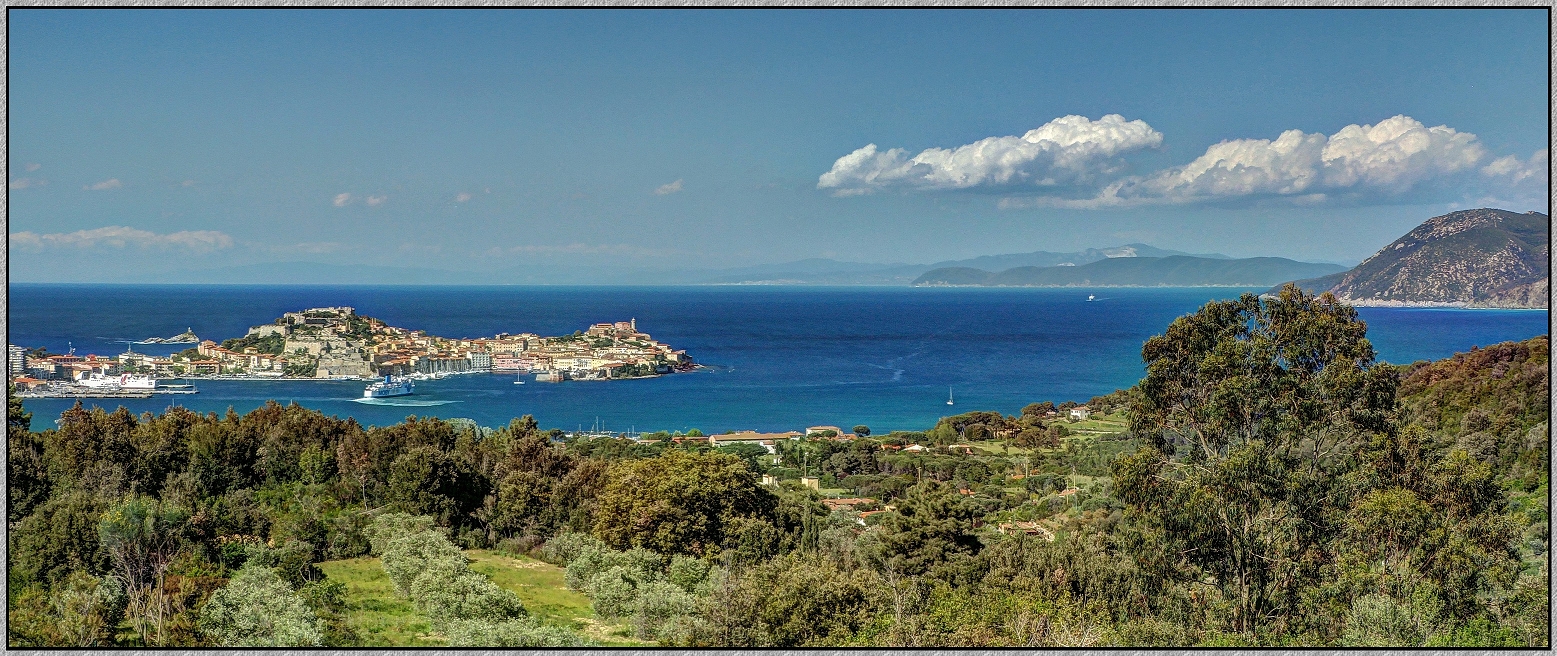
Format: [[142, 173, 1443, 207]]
[[317, 550, 647, 647]]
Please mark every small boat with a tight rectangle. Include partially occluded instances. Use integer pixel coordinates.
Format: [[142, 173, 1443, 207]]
[[513, 373, 525, 385], [947, 387, 954, 406], [1087, 294, 1096, 301]]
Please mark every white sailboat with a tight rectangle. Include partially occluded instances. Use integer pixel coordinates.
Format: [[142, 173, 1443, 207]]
[[513, 373, 525, 385], [947, 387, 954, 405]]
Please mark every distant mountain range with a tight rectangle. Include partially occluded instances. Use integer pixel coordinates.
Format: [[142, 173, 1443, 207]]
[[658, 243, 1234, 285], [141, 243, 1242, 286], [913, 256, 1346, 288], [1278, 208, 1549, 309]]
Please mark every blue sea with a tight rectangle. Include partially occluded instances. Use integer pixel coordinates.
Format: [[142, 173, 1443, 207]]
[[7, 284, 1548, 433]]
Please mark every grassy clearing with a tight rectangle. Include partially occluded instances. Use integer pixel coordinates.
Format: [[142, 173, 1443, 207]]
[[318, 550, 648, 646], [317, 556, 439, 647]]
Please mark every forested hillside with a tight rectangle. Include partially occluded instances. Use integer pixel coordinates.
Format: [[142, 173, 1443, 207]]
[[7, 286, 1548, 647]]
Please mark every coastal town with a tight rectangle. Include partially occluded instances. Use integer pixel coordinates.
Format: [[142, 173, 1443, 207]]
[[8, 306, 696, 397]]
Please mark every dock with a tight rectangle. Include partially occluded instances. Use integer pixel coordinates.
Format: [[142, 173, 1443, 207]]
[[17, 389, 154, 399]]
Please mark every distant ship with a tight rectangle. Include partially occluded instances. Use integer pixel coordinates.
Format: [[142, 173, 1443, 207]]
[[135, 328, 199, 345], [1087, 294, 1096, 302], [363, 375, 414, 398]]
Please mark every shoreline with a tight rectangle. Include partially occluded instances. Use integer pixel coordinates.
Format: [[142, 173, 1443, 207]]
[[1341, 298, 1549, 310], [154, 366, 703, 384]]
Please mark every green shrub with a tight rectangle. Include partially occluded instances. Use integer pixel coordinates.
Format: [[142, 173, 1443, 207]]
[[1341, 594, 1439, 647], [564, 543, 664, 591], [631, 579, 698, 640], [665, 555, 711, 594], [243, 539, 322, 589], [441, 617, 587, 647], [1424, 618, 1526, 647], [198, 563, 323, 647], [409, 561, 528, 623], [363, 512, 437, 555], [587, 566, 640, 619], [379, 530, 466, 597], [541, 529, 607, 564], [49, 572, 125, 646]]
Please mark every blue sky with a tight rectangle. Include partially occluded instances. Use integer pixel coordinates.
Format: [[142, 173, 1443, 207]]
[[8, 9, 1549, 282]]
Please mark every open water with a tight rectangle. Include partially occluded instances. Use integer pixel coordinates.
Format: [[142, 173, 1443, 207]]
[[7, 284, 1548, 433]]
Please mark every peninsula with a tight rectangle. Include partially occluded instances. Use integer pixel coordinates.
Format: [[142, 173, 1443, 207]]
[[13, 307, 695, 384]]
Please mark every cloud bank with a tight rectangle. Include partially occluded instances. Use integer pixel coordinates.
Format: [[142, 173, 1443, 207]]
[[817, 114, 1163, 196], [825, 114, 1532, 209], [1040, 115, 1489, 209], [11, 226, 234, 253]]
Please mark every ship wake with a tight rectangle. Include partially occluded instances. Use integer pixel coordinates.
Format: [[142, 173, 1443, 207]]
[[351, 398, 460, 407]]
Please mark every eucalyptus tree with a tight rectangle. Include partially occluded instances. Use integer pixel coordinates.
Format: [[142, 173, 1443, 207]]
[[1113, 285, 1398, 634]]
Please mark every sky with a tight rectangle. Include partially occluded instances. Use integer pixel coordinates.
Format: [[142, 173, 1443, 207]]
[[7, 9, 1550, 283]]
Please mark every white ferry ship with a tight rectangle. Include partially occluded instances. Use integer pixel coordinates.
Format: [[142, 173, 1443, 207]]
[[363, 375, 414, 398]]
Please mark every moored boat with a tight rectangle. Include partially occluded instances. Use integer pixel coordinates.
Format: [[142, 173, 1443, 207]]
[[76, 372, 159, 390]]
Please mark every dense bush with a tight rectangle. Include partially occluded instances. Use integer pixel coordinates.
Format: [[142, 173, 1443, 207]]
[[197, 563, 322, 647], [547, 532, 716, 640]]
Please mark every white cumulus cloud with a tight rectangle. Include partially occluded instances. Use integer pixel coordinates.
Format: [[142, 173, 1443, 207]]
[[817, 114, 1163, 195], [333, 193, 354, 207], [84, 178, 122, 191], [10, 177, 47, 190], [1319, 116, 1485, 190], [654, 179, 684, 195], [365, 195, 386, 206], [455, 192, 472, 203], [10, 226, 234, 253], [25, 163, 42, 172], [1039, 115, 1490, 208]]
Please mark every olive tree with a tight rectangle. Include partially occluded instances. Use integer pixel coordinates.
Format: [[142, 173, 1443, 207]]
[[198, 563, 323, 647]]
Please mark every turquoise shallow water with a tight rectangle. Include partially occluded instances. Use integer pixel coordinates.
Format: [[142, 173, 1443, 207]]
[[8, 284, 1548, 433]]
